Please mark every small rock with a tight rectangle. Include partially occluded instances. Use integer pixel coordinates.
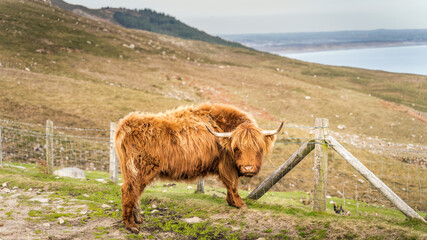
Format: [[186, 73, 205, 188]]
[[101, 204, 111, 209], [2, 182, 7, 187], [187, 186, 193, 189], [80, 210, 87, 215], [231, 226, 240, 231], [28, 188, 32, 191], [305, 96, 311, 100], [83, 194, 90, 198], [3, 188, 11, 193], [162, 190, 167, 193], [326, 195, 331, 199], [54, 167, 85, 179], [12, 186, 18, 190], [256, 238, 266, 240], [212, 193, 221, 198], [182, 216, 203, 224], [337, 124, 346, 130], [3, 164, 26, 170], [151, 204, 157, 209], [11, 194, 21, 198], [43, 223, 50, 228], [58, 218, 65, 224], [151, 209, 159, 214], [358, 179, 365, 184], [108, 200, 114, 203], [95, 178, 107, 183], [29, 197, 49, 203]]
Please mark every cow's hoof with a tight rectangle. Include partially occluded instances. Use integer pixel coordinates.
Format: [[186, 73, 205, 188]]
[[133, 209, 144, 224], [134, 214, 144, 224], [126, 225, 139, 234], [229, 202, 247, 208]]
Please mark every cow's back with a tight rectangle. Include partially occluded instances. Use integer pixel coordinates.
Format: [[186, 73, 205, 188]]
[[116, 105, 222, 180]]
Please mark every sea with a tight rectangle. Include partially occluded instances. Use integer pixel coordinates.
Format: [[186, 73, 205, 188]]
[[278, 45, 427, 76]]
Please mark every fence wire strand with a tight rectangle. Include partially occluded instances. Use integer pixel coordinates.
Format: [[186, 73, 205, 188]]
[[0, 118, 426, 216]]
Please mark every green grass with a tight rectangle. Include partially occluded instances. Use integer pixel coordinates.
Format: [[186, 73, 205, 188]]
[[0, 162, 425, 239]]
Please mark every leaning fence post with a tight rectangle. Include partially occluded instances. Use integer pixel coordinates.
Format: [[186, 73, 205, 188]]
[[196, 179, 205, 193], [326, 135, 426, 222], [110, 122, 119, 183], [247, 140, 315, 200], [45, 120, 54, 174], [313, 118, 328, 212], [0, 126, 3, 167]]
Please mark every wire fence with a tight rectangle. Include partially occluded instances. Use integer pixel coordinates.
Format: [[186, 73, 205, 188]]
[[0, 119, 111, 172], [0, 118, 426, 217], [326, 136, 427, 214]]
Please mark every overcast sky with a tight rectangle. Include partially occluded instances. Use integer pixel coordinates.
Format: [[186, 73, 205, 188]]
[[65, 0, 427, 35]]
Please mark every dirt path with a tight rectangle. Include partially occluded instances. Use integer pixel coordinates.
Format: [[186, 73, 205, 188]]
[[379, 100, 427, 123], [0, 186, 129, 240]]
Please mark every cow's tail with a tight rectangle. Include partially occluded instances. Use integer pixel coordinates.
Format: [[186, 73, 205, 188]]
[[115, 125, 138, 182]]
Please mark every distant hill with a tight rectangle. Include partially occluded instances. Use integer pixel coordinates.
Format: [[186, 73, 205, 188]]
[[222, 29, 427, 52], [1, 0, 426, 146], [51, 0, 246, 49]]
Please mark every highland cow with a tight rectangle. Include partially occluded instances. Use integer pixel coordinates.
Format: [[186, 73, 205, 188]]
[[115, 103, 282, 232]]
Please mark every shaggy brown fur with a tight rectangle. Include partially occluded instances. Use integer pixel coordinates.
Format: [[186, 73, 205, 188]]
[[115, 103, 278, 232]]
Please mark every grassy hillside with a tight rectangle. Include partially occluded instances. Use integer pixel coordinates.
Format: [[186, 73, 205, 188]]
[[0, 1, 426, 238], [50, 0, 246, 49], [0, 163, 425, 239], [0, 0, 426, 147]]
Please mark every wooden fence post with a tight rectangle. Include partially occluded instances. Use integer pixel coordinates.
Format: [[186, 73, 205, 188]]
[[0, 126, 3, 167], [196, 179, 205, 193], [313, 118, 328, 212], [45, 120, 54, 174], [326, 135, 426, 222], [110, 122, 119, 183], [247, 140, 315, 200]]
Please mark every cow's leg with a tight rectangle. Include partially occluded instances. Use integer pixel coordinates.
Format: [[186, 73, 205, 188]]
[[121, 182, 140, 233], [132, 182, 149, 224], [133, 201, 143, 224], [131, 163, 159, 226], [223, 179, 246, 208], [218, 159, 246, 208]]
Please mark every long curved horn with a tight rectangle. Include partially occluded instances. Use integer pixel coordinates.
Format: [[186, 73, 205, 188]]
[[262, 121, 284, 136], [206, 126, 232, 138]]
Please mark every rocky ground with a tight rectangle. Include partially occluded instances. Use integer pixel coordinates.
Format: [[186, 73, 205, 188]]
[[0, 183, 127, 240]]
